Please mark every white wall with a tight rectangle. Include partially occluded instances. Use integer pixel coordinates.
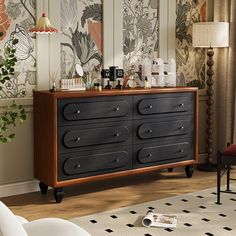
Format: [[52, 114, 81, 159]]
[[0, 99, 33, 185]]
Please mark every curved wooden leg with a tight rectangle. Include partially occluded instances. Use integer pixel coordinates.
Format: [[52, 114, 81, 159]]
[[185, 165, 194, 178], [39, 182, 48, 194], [53, 187, 64, 203]]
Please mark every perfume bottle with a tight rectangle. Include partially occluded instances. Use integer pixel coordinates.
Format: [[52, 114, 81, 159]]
[[115, 80, 122, 89], [144, 76, 149, 89], [105, 80, 112, 89]]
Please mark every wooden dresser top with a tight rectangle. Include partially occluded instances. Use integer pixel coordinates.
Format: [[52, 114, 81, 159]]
[[33, 87, 198, 99]]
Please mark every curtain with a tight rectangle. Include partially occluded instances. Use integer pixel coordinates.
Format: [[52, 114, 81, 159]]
[[214, 0, 236, 153]]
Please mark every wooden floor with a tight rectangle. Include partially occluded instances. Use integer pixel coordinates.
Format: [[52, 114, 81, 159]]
[[1, 168, 232, 221]]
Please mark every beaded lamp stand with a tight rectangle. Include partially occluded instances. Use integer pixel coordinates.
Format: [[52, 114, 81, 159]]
[[197, 47, 217, 171]]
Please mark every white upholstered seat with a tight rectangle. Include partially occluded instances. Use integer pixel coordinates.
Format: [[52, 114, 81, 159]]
[[0, 201, 91, 236]]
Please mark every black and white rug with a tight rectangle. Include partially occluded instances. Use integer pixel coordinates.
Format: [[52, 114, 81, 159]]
[[71, 187, 236, 236]]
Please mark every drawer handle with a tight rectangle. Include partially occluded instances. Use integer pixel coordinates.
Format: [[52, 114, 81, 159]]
[[76, 137, 81, 141], [114, 158, 120, 163], [76, 164, 81, 169], [147, 105, 153, 109], [179, 103, 184, 107], [179, 149, 184, 153], [179, 126, 184, 130], [114, 133, 120, 137], [148, 129, 153, 133], [76, 110, 81, 114], [147, 153, 152, 158], [114, 107, 120, 111]]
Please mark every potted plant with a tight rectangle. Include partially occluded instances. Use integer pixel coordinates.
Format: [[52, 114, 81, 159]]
[[0, 31, 26, 143]]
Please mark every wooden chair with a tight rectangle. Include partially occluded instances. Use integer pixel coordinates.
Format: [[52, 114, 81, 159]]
[[217, 144, 236, 204]]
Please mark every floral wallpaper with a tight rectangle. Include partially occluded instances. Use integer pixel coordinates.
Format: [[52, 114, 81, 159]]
[[0, 0, 207, 98], [176, 0, 206, 89], [0, 0, 36, 99], [123, 0, 159, 76], [60, 0, 102, 80]]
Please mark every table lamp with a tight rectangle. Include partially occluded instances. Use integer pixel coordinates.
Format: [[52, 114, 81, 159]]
[[192, 22, 229, 171]]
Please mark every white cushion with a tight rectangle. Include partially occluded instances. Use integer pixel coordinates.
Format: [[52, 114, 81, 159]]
[[15, 215, 29, 224], [0, 201, 28, 236], [23, 218, 91, 236]]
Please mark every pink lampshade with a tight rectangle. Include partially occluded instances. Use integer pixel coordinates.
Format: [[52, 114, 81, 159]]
[[29, 13, 58, 34]]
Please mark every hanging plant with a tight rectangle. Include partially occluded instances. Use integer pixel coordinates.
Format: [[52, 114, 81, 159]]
[[0, 31, 27, 143]]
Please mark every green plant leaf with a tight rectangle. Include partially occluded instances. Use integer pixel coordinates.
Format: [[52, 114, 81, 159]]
[[9, 134, 15, 139], [0, 31, 26, 143], [12, 38, 19, 45]]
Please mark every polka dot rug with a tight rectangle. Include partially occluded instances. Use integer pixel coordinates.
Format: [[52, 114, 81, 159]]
[[71, 186, 236, 236]]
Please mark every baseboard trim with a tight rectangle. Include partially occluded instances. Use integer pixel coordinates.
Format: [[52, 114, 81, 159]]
[[0, 180, 39, 198]]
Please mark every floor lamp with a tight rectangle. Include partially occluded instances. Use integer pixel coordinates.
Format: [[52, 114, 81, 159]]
[[192, 22, 229, 171]]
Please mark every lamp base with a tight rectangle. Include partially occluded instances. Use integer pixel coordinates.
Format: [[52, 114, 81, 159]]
[[197, 163, 217, 172]]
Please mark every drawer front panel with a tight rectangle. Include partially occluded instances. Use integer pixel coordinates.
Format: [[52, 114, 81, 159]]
[[58, 96, 132, 125], [64, 151, 129, 175], [133, 138, 194, 168], [58, 146, 132, 180], [138, 142, 190, 164], [58, 121, 132, 153], [63, 126, 129, 148], [134, 92, 194, 119], [138, 120, 190, 139], [134, 116, 194, 144]]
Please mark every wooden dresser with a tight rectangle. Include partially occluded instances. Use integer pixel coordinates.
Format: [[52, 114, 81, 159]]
[[33, 87, 198, 202]]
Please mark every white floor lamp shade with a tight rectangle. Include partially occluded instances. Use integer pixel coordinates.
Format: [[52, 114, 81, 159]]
[[192, 22, 229, 48]]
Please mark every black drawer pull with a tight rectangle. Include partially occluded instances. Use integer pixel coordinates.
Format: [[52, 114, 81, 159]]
[[179, 126, 184, 130], [76, 110, 81, 114], [148, 129, 153, 133], [147, 153, 152, 158], [76, 164, 81, 169], [147, 105, 153, 109], [179, 103, 184, 107], [179, 149, 184, 153], [114, 132, 120, 137], [114, 107, 120, 111], [76, 137, 81, 141]]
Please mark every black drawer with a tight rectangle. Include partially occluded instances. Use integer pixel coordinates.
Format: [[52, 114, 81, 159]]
[[133, 138, 194, 168], [58, 146, 132, 180], [58, 121, 132, 153], [134, 92, 194, 119], [134, 115, 194, 144], [58, 96, 132, 125]]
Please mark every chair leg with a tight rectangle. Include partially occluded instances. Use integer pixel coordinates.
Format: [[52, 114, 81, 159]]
[[226, 164, 231, 191], [216, 151, 221, 204]]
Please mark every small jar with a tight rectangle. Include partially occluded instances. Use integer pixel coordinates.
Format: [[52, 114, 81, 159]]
[[94, 83, 102, 91]]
